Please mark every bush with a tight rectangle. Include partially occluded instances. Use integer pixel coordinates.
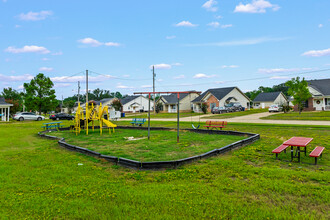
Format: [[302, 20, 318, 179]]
[[201, 103, 208, 114]]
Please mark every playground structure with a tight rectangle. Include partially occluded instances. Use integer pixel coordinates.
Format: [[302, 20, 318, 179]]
[[73, 102, 117, 135]]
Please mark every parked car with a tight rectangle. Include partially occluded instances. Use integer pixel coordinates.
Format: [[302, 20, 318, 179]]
[[269, 104, 283, 112], [225, 103, 243, 112], [50, 113, 75, 120], [211, 107, 228, 114], [13, 112, 45, 121]]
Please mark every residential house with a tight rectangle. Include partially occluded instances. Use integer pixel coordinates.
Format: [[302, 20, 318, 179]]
[[121, 95, 152, 113], [73, 98, 117, 112], [157, 93, 200, 113], [0, 97, 13, 121], [192, 87, 251, 112], [253, 92, 288, 109], [296, 78, 330, 111]]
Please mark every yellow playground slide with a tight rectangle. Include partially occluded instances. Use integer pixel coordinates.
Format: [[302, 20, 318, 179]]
[[101, 118, 117, 128]]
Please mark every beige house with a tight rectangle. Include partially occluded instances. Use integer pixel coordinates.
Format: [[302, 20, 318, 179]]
[[192, 87, 251, 112], [157, 93, 200, 113], [121, 95, 152, 113], [253, 92, 288, 109]]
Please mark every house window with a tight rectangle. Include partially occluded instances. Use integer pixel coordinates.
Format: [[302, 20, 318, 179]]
[[325, 98, 330, 105], [302, 100, 309, 108], [210, 103, 216, 110], [128, 107, 130, 110]]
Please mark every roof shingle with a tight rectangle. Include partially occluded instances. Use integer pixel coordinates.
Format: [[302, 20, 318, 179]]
[[253, 92, 282, 102]]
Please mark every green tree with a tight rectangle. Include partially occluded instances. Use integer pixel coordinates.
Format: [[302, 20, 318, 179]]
[[201, 102, 208, 114], [64, 100, 75, 114], [285, 77, 311, 114], [1, 87, 24, 113], [24, 73, 58, 114], [111, 99, 122, 111]]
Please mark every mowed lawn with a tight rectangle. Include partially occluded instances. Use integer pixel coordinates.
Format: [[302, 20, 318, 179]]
[[0, 120, 329, 219], [261, 111, 330, 121], [53, 129, 245, 161], [204, 108, 268, 119]]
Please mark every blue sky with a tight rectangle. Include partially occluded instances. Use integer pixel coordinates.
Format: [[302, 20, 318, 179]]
[[1, 0, 330, 98]]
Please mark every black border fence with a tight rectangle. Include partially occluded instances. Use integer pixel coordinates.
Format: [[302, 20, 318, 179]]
[[38, 126, 260, 170]]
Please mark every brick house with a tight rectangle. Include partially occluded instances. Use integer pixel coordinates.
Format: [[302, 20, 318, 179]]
[[293, 78, 330, 111], [192, 87, 251, 112]]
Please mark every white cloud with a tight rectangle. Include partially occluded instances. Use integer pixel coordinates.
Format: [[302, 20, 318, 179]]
[[175, 21, 198, 27], [116, 83, 133, 89], [15, 25, 21, 28], [184, 37, 289, 47], [222, 65, 239, 68], [0, 74, 34, 82], [42, 58, 50, 61], [318, 24, 323, 28], [207, 21, 220, 28], [18, 10, 53, 21], [18, 85, 24, 90], [54, 83, 72, 88], [5, 45, 50, 54], [166, 35, 176, 40], [172, 62, 183, 66], [302, 48, 330, 57], [174, 75, 185, 79], [221, 24, 233, 28], [215, 15, 223, 19], [52, 51, 63, 56], [141, 85, 152, 88], [39, 67, 53, 72], [150, 63, 172, 69], [78, 37, 120, 47], [202, 0, 218, 12], [3, 0, 8, 3], [104, 42, 120, 47], [258, 68, 300, 74], [270, 76, 290, 80], [193, 73, 216, 79], [157, 79, 164, 82], [234, 0, 280, 13], [51, 75, 114, 83]]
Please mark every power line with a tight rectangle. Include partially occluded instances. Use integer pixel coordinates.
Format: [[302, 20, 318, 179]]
[[155, 68, 330, 88]]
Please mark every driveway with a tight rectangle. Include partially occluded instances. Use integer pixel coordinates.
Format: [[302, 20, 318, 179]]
[[119, 112, 330, 126]]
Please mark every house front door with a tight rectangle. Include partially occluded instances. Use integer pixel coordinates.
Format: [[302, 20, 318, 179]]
[[314, 99, 323, 111]]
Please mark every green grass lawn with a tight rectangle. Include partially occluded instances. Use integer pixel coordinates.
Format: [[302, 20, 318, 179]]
[[203, 108, 268, 119], [0, 120, 329, 219], [52, 129, 245, 161], [261, 111, 330, 121], [125, 112, 206, 119]]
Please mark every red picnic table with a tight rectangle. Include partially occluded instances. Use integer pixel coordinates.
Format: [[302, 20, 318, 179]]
[[283, 137, 313, 162]]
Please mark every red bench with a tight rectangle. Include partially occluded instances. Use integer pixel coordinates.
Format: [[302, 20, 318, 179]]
[[309, 146, 325, 165], [203, 121, 227, 130], [272, 144, 289, 159]]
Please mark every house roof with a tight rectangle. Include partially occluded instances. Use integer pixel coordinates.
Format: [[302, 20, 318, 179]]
[[253, 92, 283, 102], [161, 93, 189, 104], [192, 87, 238, 103], [307, 78, 330, 96], [120, 95, 141, 105], [0, 97, 13, 106], [100, 98, 115, 105]]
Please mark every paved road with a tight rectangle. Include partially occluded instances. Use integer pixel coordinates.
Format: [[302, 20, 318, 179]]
[[120, 112, 330, 126]]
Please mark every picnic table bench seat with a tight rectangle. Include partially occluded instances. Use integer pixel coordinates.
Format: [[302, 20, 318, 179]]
[[130, 118, 146, 126], [309, 146, 325, 165], [272, 144, 290, 159], [203, 121, 227, 130]]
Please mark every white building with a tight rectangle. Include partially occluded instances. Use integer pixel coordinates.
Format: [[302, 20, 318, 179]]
[[306, 78, 330, 111], [253, 92, 288, 109], [156, 93, 200, 113], [121, 95, 152, 113], [0, 97, 13, 122]]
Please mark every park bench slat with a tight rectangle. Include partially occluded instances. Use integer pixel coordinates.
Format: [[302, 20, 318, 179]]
[[203, 121, 227, 130], [272, 144, 289, 159], [309, 146, 325, 165]]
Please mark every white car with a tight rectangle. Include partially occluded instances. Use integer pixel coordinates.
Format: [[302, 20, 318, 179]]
[[13, 112, 45, 121], [269, 105, 282, 112]]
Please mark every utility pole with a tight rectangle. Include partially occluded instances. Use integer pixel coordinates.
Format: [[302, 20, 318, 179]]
[[153, 66, 156, 113], [77, 81, 80, 103], [86, 70, 88, 105]]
